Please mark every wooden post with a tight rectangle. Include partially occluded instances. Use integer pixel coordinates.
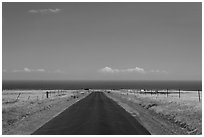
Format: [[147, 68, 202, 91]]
[[198, 90, 200, 102], [151, 90, 152, 96], [27, 96, 30, 100], [46, 91, 49, 98], [16, 93, 21, 101], [179, 89, 180, 98], [167, 89, 168, 97]]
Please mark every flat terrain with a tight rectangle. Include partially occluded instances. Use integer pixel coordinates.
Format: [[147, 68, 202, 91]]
[[2, 89, 201, 135], [2, 90, 89, 134], [107, 90, 202, 134], [32, 92, 150, 135]]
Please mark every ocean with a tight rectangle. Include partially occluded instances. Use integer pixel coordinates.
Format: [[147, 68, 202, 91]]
[[2, 80, 202, 91]]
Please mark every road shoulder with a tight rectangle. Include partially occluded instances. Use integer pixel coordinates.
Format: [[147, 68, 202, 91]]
[[3, 92, 90, 135], [105, 92, 189, 135]]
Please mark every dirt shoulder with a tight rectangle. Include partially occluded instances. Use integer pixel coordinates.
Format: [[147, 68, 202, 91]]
[[105, 91, 200, 135], [2, 91, 90, 135]]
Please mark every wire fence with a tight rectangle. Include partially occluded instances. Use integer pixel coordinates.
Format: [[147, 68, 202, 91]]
[[2, 90, 89, 104], [117, 89, 202, 102]]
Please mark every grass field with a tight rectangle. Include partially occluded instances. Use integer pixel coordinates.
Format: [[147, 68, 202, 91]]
[[111, 89, 202, 134], [2, 89, 202, 134], [2, 89, 89, 134]]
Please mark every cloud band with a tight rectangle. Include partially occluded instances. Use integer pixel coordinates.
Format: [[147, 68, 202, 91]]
[[99, 66, 146, 73], [99, 66, 167, 74], [28, 8, 61, 14]]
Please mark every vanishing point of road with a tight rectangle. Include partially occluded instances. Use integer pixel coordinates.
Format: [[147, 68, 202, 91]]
[[32, 92, 151, 135]]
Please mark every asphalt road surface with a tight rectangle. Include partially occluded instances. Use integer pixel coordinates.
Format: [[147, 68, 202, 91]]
[[32, 92, 151, 135]]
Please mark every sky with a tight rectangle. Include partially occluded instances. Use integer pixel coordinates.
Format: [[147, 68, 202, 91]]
[[2, 2, 202, 81]]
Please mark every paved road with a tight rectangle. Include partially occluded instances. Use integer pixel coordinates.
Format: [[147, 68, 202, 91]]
[[32, 92, 150, 135]]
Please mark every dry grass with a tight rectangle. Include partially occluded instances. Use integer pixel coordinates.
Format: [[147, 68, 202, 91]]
[[111, 90, 202, 135], [2, 89, 90, 134]]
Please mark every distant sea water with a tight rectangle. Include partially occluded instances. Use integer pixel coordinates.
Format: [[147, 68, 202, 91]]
[[2, 80, 202, 91]]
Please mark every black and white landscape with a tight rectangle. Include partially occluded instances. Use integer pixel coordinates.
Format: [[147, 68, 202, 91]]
[[2, 2, 202, 135]]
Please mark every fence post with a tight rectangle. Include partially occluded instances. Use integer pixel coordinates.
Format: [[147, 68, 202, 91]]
[[46, 91, 49, 98], [27, 96, 30, 100], [167, 89, 168, 97], [179, 89, 180, 98], [198, 90, 200, 102], [16, 93, 21, 101]]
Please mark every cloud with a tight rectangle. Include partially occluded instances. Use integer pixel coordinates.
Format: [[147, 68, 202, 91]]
[[125, 67, 145, 73], [12, 68, 46, 73], [99, 66, 145, 73], [150, 69, 168, 74], [100, 67, 119, 73], [99, 66, 168, 74], [37, 69, 45, 72], [28, 8, 61, 14], [12, 67, 33, 72], [11, 68, 66, 74], [24, 67, 32, 72]]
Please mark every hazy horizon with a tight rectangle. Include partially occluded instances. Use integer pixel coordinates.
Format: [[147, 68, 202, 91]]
[[3, 2, 202, 81], [2, 80, 202, 90]]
